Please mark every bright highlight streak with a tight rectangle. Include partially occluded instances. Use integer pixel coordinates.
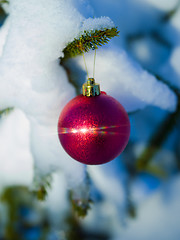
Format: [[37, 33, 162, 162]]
[[71, 129, 78, 133], [80, 128, 88, 133], [58, 125, 129, 135]]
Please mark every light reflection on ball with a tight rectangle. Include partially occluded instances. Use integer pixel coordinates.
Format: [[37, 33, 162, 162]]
[[58, 92, 130, 165]]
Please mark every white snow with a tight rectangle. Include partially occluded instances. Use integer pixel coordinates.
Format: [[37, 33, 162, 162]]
[[88, 164, 126, 205], [0, 0, 178, 189], [87, 0, 180, 90], [0, 0, 179, 239], [45, 172, 69, 225], [170, 6, 180, 32], [81, 16, 115, 33], [76, 49, 177, 112], [120, 175, 180, 240], [171, 46, 180, 76], [82, 160, 128, 235], [0, 17, 9, 57], [0, 0, 86, 187], [0, 109, 33, 188]]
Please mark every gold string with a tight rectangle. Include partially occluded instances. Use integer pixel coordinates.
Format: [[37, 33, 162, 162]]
[[80, 37, 97, 79], [82, 52, 89, 79], [93, 48, 97, 78], [80, 37, 89, 79]]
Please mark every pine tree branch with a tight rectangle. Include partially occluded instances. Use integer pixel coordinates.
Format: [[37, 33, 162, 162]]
[[0, 0, 9, 4], [1, 186, 34, 240], [69, 190, 93, 218], [0, 3, 7, 24], [162, 1, 180, 22], [32, 173, 52, 201], [136, 93, 180, 171], [1, 186, 51, 240], [62, 27, 119, 59]]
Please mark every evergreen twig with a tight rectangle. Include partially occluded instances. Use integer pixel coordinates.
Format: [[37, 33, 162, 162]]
[[1, 186, 35, 240], [162, 1, 180, 22], [62, 27, 119, 59], [0, 0, 9, 4], [69, 190, 93, 218], [33, 173, 52, 201]]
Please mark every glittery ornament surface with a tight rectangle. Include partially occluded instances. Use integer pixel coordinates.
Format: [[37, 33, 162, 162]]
[[58, 92, 130, 165]]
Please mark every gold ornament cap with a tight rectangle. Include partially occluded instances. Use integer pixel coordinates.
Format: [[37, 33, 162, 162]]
[[82, 78, 100, 97]]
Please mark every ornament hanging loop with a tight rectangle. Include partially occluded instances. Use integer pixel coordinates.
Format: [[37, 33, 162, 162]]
[[82, 45, 99, 97], [93, 47, 97, 78], [82, 78, 100, 97], [80, 37, 89, 79]]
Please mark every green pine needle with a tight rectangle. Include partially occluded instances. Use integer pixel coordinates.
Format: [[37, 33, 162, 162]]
[[33, 173, 52, 201], [0, 0, 9, 4], [62, 27, 119, 59], [0, 107, 13, 117], [71, 197, 93, 218], [69, 190, 93, 218]]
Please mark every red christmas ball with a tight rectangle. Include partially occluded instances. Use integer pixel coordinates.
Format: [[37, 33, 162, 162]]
[[58, 92, 130, 165]]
